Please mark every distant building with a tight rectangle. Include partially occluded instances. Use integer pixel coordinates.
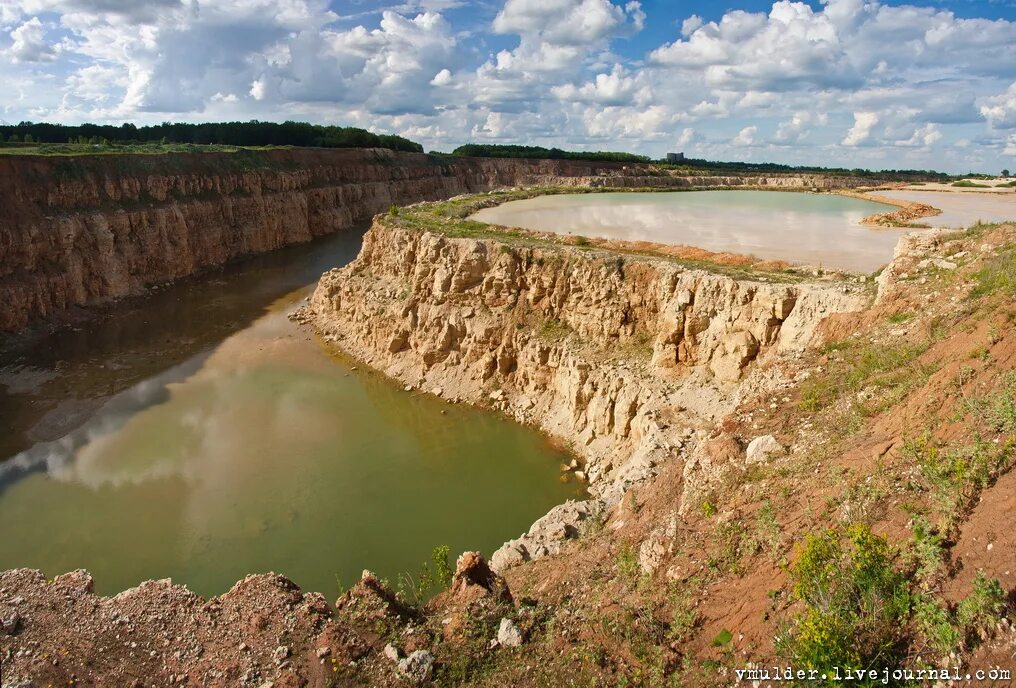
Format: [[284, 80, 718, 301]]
[[666, 152, 685, 163]]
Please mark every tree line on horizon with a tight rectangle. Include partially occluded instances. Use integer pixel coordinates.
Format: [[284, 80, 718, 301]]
[[447, 144, 953, 180], [675, 156, 953, 181], [449, 144, 652, 163], [0, 121, 966, 178], [0, 120, 424, 153]]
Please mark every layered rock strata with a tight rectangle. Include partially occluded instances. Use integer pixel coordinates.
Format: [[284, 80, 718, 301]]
[[0, 147, 875, 331]]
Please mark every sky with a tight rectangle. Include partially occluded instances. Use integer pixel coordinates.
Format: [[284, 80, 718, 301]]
[[0, 0, 1014, 173]]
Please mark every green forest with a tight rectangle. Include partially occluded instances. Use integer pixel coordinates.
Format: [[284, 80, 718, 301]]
[[0, 120, 423, 153], [449, 144, 651, 163]]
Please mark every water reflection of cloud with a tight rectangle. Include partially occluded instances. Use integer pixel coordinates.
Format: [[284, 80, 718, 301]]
[[0, 365, 59, 394], [0, 354, 208, 495], [33, 312, 350, 498], [474, 192, 908, 272]]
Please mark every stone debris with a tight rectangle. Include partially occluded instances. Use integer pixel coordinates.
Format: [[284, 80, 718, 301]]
[[397, 650, 434, 683], [496, 618, 523, 648], [745, 435, 783, 464], [638, 513, 679, 575], [491, 499, 604, 572], [2, 611, 22, 635], [917, 257, 958, 271]]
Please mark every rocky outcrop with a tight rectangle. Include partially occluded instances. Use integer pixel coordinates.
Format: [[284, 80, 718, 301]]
[[0, 148, 875, 331], [309, 221, 869, 569], [875, 228, 956, 304]]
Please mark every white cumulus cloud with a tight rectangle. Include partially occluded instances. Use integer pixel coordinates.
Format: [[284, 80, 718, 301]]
[[8, 17, 57, 62], [842, 111, 879, 146], [733, 125, 757, 146]]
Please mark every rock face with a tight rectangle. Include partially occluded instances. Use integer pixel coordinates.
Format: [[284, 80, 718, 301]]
[[875, 228, 955, 304], [309, 221, 869, 568], [0, 148, 871, 331]]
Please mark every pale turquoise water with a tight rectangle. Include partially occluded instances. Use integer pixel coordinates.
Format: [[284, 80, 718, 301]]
[[472, 190, 903, 272], [0, 233, 580, 598], [876, 189, 1016, 228]]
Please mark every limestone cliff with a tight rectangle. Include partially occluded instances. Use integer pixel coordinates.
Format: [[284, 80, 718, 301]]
[[0, 147, 877, 331], [308, 217, 869, 569]]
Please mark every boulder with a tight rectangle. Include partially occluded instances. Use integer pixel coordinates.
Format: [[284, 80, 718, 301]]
[[2, 612, 21, 636], [397, 650, 434, 683], [450, 552, 512, 603], [496, 618, 523, 648], [710, 331, 760, 382], [745, 435, 783, 464]]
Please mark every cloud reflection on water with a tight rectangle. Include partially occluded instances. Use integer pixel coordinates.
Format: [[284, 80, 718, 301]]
[[472, 191, 908, 272]]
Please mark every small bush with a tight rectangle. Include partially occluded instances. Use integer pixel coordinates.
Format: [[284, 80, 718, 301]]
[[964, 371, 1016, 434], [778, 525, 911, 680], [956, 572, 1007, 648], [913, 595, 961, 656], [750, 501, 783, 562], [617, 544, 641, 587], [666, 582, 700, 643], [432, 544, 454, 588]]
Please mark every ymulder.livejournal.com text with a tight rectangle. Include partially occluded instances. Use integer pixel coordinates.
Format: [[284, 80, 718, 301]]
[[734, 666, 1012, 683]]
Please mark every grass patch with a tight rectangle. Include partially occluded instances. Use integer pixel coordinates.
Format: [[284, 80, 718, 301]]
[[707, 519, 750, 575], [749, 501, 784, 563], [963, 371, 1016, 434], [537, 318, 572, 342], [616, 544, 642, 587], [666, 581, 701, 644], [951, 180, 991, 188], [969, 245, 1015, 299], [799, 338, 931, 413], [902, 435, 1014, 533]]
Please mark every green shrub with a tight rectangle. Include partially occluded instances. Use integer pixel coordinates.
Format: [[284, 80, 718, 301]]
[[913, 595, 961, 656], [778, 525, 911, 681], [616, 544, 640, 587], [956, 572, 1007, 647], [432, 544, 454, 588]]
